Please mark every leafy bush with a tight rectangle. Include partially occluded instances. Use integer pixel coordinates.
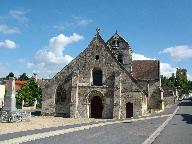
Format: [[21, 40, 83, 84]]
[[16, 80, 42, 107]]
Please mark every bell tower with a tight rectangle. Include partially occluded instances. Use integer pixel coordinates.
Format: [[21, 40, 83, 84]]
[[107, 32, 133, 73]]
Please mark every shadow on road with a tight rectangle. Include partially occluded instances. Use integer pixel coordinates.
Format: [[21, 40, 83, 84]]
[[176, 114, 192, 124], [176, 100, 192, 124]]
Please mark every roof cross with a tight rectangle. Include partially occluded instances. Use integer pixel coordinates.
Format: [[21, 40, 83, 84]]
[[96, 28, 100, 35]]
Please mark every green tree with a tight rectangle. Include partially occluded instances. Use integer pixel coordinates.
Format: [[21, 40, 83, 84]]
[[176, 68, 188, 94], [188, 81, 192, 92], [18, 73, 29, 81], [16, 80, 42, 106], [161, 75, 167, 86], [168, 73, 175, 86], [161, 68, 192, 95]]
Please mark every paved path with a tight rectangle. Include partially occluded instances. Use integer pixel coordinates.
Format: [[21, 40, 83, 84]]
[[152, 99, 192, 144], [0, 104, 178, 144]]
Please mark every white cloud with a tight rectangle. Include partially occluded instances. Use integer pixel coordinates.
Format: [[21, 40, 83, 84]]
[[74, 17, 92, 26], [35, 33, 83, 64], [26, 62, 35, 68], [25, 33, 83, 78], [161, 45, 192, 60], [160, 63, 176, 77], [26, 62, 62, 78], [187, 74, 192, 81], [9, 10, 28, 23], [0, 24, 20, 34], [0, 39, 16, 49], [53, 17, 92, 31], [132, 53, 155, 60], [160, 63, 192, 81]]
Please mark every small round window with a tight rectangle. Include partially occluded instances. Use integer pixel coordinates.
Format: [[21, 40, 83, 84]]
[[95, 55, 99, 60]]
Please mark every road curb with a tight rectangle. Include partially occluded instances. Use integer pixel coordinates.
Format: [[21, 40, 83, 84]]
[[142, 106, 179, 144]]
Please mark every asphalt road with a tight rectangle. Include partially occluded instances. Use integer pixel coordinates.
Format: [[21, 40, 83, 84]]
[[0, 103, 180, 144], [153, 99, 192, 144], [23, 116, 168, 144]]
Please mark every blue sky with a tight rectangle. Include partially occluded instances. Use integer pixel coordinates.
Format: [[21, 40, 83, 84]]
[[0, 0, 192, 80]]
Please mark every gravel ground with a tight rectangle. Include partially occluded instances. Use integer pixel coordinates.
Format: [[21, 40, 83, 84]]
[[0, 116, 104, 134]]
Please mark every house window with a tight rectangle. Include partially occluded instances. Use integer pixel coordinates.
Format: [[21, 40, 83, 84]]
[[56, 85, 66, 103], [117, 54, 123, 64], [92, 68, 102, 86], [95, 55, 99, 60]]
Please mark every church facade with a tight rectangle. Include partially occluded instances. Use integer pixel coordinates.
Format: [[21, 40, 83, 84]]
[[42, 30, 163, 119]]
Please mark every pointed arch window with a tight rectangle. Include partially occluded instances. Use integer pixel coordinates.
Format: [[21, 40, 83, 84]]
[[56, 85, 66, 103], [92, 68, 102, 86], [117, 54, 123, 64]]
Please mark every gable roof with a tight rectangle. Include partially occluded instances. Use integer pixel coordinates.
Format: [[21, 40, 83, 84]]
[[132, 60, 160, 80], [107, 32, 129, 45], [106, 32, 131, 50], [86, 32, 146, 92], [47, 31, 147, 95]]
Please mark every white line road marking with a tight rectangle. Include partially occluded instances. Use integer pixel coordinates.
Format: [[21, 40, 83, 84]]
[[142, 106, 179, 144], [0, 114, 173, 144]]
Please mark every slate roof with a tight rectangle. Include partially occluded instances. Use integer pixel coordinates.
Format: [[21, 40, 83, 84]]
[[132, 60, 160, 80]]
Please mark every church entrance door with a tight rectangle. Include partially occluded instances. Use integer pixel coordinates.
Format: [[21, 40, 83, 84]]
[[91, 96, 103, 118], [126, 102, 133, 118]]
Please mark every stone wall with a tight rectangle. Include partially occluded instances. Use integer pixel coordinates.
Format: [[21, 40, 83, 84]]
[[42, 35, 148, 119], [114, 72, 147, 119], [75, 87, 114, 118], [163, 89, 176, 108], [55, 76, 72, 117], [137, 80, 163, 110], [164, 96, 175, 107]]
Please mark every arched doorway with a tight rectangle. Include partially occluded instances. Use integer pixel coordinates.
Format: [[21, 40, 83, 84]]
[[126, 102, 133, 118], [91, 96, 103, 118]]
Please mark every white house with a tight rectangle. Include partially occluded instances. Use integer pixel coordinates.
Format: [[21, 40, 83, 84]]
[[0, 85, 5, 108]]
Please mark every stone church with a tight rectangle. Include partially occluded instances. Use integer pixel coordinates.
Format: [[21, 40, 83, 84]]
[[42, 29, 163, 119]]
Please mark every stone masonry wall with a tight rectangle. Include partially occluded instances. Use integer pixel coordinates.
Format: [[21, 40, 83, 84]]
[[55, 77, 72, 117], [164, 96, 175, 107], [137, 80, 163, 110], [42, 35, 147, 118]]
